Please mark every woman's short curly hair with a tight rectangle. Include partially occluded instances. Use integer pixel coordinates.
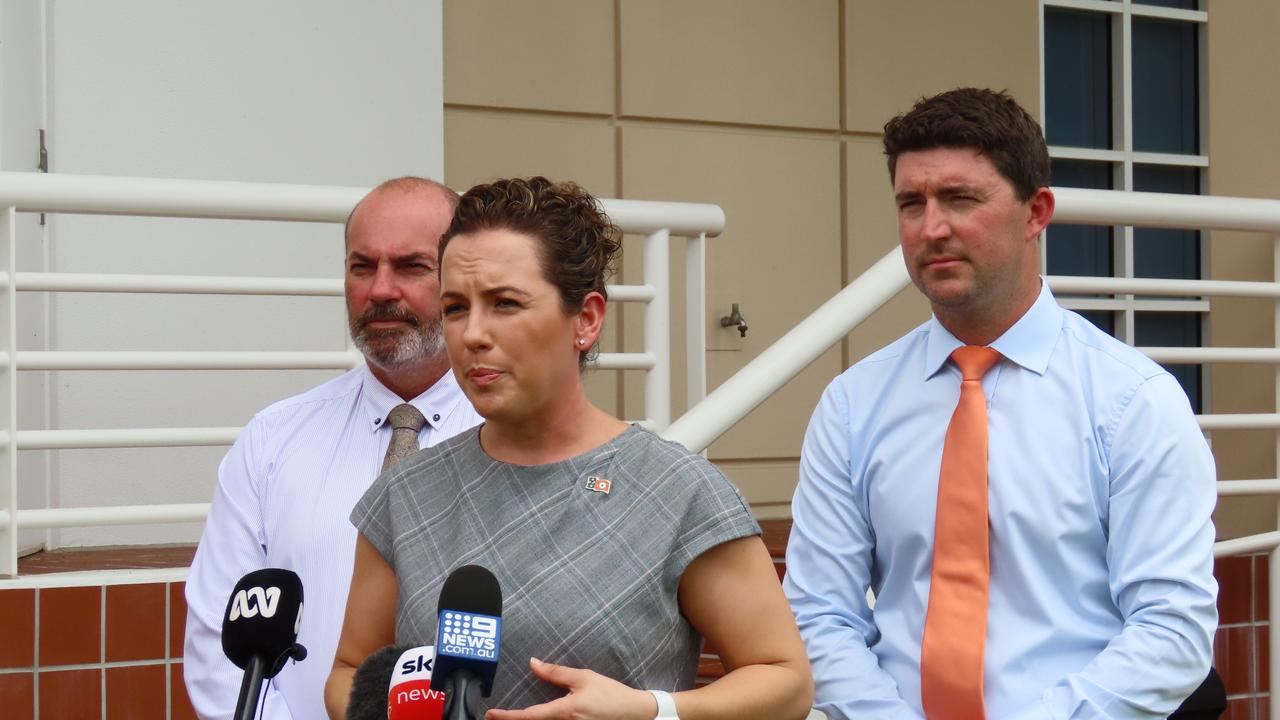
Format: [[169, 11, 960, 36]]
[[440, 176, 622, 367]]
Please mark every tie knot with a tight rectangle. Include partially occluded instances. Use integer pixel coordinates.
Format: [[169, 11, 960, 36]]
[[387, 403, 427, 431], [950, 346, 1001, 381]]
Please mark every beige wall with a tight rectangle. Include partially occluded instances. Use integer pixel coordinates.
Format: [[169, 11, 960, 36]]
[[442, 1, 1267, 538], [1206, 2, 1280, 538], [441, 0, 1039, 518]]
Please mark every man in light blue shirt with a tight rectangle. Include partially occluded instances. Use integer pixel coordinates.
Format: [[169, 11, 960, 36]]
[[784, 88, 1217, 719]]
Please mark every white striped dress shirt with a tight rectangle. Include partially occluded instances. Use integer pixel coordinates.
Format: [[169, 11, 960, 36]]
[[184, 365, 482, 720]]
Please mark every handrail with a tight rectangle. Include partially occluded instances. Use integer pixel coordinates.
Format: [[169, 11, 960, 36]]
[[665, 187, 1280, 454], [0, 172, 728, 577], [0, 171, 727, 236], [662, 249, 909, 452], [1053, 187, 1280, 232]]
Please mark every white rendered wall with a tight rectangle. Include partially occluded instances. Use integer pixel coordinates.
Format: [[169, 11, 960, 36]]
[[1, 0, 53, 554], [19, 0, 444, 547]]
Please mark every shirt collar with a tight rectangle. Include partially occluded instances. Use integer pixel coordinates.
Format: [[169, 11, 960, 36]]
[[358, 364, 468, 433], [924, 279, 1063, 379]]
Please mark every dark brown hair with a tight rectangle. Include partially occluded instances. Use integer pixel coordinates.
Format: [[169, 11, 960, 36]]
[[882, 88, 1049, 201], [440, 176, 622, 367]]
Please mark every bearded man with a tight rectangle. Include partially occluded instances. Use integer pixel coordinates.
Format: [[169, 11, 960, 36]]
[[185, 177, 482, 720]]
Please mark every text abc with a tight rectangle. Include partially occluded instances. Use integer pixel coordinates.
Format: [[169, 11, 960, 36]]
[[228, 586, 281, 620]]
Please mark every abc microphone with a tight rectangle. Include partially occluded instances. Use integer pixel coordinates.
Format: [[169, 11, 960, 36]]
[[221, 568, 308, 720], [347, 645, 446, 720], [429, 565, 503, 720]]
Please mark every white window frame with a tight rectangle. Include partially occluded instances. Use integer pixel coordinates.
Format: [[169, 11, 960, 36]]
[[1039, 0, 1209, 345]]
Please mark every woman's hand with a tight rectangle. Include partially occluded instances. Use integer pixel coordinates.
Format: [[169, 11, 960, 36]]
[[484, 657, 659, 720]]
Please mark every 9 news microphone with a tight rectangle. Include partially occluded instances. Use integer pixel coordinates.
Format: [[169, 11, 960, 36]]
[[347, 644, 446, 720], [429, 565, 503, 720], [221, 568, 308, 720]]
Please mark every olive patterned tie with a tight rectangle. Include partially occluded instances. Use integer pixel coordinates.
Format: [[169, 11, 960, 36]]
[[381, 403, 427, 473]]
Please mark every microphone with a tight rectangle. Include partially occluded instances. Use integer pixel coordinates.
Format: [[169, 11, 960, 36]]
[[390, 646, 448, 719], [221, 568, 308, 720], [429, 565, 503, 720], [347, 645, 445, 720]]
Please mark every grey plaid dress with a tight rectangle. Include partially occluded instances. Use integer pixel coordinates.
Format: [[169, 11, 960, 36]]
[[352, 424, 760, 712]]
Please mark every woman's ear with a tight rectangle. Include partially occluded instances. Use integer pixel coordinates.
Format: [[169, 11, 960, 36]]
[[574, 291, 607, 348]]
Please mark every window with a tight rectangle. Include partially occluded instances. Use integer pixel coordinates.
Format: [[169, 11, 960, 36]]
[[1042, 0, 1207, 411]]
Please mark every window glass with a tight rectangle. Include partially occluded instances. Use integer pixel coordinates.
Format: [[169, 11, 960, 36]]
[[1132, 18, 1198, 154], [1078, 311, 1116, 336], [1044, 9, 1112, 149], [1048, 160, 1114, 277], [1135, 0, 1197, 9], [1133, 165, 1199, 280], [1134, 312, 1201, 410]]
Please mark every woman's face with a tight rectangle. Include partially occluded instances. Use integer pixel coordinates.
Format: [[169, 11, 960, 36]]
[[440, 228, 588, 424]]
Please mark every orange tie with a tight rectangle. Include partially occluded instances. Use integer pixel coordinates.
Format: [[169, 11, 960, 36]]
[[920, 345, 1002, 720]]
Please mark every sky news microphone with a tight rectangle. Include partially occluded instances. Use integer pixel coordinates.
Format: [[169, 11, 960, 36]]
[[347, 644, 446, 720], [221, 568, 308, 720], [430, 565, 503, 720]]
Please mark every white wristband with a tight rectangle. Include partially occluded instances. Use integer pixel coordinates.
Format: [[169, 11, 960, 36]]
[[648, 689, 680, 719]]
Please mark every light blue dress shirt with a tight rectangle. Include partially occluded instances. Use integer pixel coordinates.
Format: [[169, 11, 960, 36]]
[[784, 283, 1217, 719]]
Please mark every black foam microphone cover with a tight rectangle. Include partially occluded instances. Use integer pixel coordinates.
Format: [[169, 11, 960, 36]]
[[221, 568, 305, 679], [347, 644, 410, 720], [429, 565, 503, 697]]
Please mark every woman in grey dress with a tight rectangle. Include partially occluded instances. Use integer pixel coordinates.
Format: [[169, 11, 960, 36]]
[[326, 177, 813, 720]]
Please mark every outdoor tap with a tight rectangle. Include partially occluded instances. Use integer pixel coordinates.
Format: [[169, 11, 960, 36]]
[[720, 303, 748, 338]]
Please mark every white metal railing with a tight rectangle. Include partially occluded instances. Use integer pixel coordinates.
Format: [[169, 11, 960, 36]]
[[6, 176, 1277, 700], [0, 171, 725, 576], [663, 185, 1280, 713]]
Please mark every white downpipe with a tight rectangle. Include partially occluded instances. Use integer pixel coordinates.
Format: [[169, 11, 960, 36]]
[[663, 248, 910, 453], [645, 230, 671, 431]]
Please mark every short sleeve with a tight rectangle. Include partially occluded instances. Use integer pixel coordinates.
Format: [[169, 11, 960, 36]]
[[350, 468, 396, 563], [668, 452, 761, 577]]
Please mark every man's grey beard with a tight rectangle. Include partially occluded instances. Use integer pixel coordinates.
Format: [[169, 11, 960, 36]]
[[349, 303, 445, 369]]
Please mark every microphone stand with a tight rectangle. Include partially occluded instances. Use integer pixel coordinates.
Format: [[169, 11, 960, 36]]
[[232, 655, 266, 720], [443, 669, 481, 720]]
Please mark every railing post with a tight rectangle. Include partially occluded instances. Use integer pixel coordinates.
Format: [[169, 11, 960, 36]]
[[0, 207, 16, 577], [644, 229, 671, 431], [1272, 232, 1280, 718], [685, 233, 707, 413]]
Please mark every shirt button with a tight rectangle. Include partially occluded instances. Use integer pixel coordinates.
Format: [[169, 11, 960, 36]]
[[433, 414, 441, 422]]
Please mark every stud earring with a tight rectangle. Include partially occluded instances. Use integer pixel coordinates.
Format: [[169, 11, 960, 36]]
[[577, 338, 586, 346]]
